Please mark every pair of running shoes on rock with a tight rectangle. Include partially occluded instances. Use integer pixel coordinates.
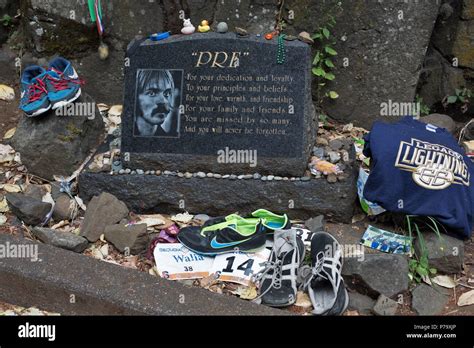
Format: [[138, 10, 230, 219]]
[[20, 57, 83, 117], [177, 209, 348, 315]]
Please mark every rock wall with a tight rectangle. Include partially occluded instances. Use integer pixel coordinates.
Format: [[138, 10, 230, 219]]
[[417, 0, 474, 115], [22, 0, 471, 127]]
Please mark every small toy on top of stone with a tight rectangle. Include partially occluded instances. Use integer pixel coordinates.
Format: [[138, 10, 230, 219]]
[[198, 20, 210, 33], [181, 18, 195, 35]]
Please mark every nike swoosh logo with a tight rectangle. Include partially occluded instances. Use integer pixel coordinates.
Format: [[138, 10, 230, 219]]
[[210, 236, 251, 249]]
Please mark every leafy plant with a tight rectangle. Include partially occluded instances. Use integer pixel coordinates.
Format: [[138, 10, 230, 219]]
[[1, 14, 12, 27], [406, 215, 444, 284], [310, 2, 342, 106], [443, 88, 472, 113], [318, 113, 329, 126], [415, 95, 430, 116]]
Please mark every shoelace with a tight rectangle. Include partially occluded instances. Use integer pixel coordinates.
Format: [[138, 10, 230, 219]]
[[299, 251, 325, 291], [27, 78, 48, 102], [252, 236, 300, 302], [47, 69, 84, 91]]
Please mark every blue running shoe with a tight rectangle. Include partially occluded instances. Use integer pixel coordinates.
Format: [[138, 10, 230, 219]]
[[19, 66, 50, 117], [46, 57, 83, 110]]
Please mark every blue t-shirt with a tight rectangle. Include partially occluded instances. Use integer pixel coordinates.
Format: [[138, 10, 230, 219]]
[[363, 116, 474, 239]]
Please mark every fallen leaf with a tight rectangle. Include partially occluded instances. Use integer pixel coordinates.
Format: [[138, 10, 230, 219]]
[[3, 127, 15, 139], [21, 307, 45, 316], [0, 144, 14, 163], [51, 220, 69, 229], [237, 285, 258, 300], [0, 214, 6, 225], [3, 184, 21, 193], [108, 105, 123, 117], [199, 274, 219, 289], [171, 212, 194, 224], [457, 290, 474, 306], [139, 215, 165, 227], [41, 192, 55, 206], [99, 244, 109, 257], [0, 84, 15, 101], [295, 291, 312, 308], [351, 214, 366, 224], [422, 274, 432, 286], [0, 198, 9, 212], [432, 275, 457, 289], [75, 196, 86, 211], [148, 267, 159, 276]]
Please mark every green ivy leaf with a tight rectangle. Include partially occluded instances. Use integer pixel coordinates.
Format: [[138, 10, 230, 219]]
[[313, 53, 321, 65], [447, 96, 458, 104], [312, 33, 322, 40], [325, 46, 338, 56], [325, 59, 335, 68], [323, 28, 330, 39], [312, 67, 326, 77], [429, 268, 437, 274], [416, 265, 429, 276], [328, 91, 339, 99], [324, 72, 335, 81]]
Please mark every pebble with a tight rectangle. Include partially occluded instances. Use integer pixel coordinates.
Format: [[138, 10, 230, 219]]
[[290, 177, 296, 181], [222, 174, 230, 179], [338, 174, 348, 182], [329, 139, 343, 151], [213, 174, 222, 179], [261, 176, 267, 181], [235, 27, 248, 36], [328, 151, 341, 163], [298, 31, 314, 44], [283, 177, 289, 181], [196, 172, 206, 178], [316, 138, 329, 146], [327, 174, 338, 183], [253, 173, 261, 179], [150, 170, 155, 175], [206, 172, 214, 178], [155, 170, 161, 175], [274, 176, 282, 181], [313, 147, 325, 158], [237, 175, 245, 180], [177, 172, 184, 178], [184, 172, 193, 178], [164, 170, 172, 176], [267, 175, 275, 180], [216, 22, 228, 33], [124, 168, 131, 174], [131, 170, 136, 175], [119, 169, 125, 174], [144, 170, 150, 175], [229, 175, 237, 180], [243, 174, 253, 179], [301, 176, 311, 182], [295, 177, 301, 181]]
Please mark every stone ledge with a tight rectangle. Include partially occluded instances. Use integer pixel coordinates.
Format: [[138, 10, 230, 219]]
[[78, 166, 357, 223], [0, 234, 283, 315]]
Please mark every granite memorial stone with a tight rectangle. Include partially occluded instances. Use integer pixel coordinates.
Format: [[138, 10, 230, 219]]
[[121, 32, 316, 177]]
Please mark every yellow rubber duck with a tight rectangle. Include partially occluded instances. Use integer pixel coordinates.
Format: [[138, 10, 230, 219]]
[[198, 20, 210, 33]]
